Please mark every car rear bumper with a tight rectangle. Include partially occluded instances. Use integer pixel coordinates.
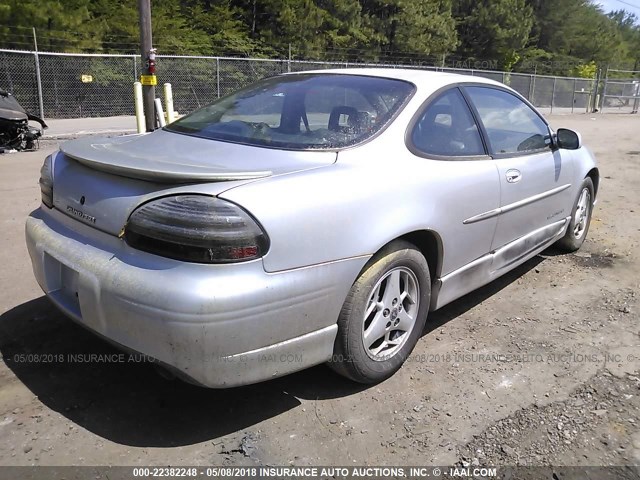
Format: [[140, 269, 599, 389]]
[[25, 207, 367, 387]]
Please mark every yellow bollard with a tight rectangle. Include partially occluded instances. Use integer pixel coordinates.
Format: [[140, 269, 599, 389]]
[[133, 82, 145, 134], [164, 83, 175, 124]]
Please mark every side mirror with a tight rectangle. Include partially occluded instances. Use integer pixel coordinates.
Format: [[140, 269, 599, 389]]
[[556, 128, 581, 150]]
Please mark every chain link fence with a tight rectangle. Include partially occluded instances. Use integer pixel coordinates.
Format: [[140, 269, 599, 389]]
[[0, 48, 616, 120], [601, 68, 640, 114], [0, 50, 39, 114]]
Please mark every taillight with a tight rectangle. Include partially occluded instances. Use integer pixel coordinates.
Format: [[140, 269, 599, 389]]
[[39, 154, 54, 208], [124, 195, 269, 264]]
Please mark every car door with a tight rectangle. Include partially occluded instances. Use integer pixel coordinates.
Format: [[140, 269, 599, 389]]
[[408, 87, 501, 307], [462, 86, 574, 268]]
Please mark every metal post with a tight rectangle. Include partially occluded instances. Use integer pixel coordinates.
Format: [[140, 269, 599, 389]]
[[133, 55, 138, 81], [595, 68, 604, 113], [138, 0, 155, 131], [154, 98, 166, 127], [633, 73, 640, 114], [529, 66, 537, 104], [32, 28, 45, 120], [216, 58, 220, 98], [571, 78, 576, 114], [551, 77, 556, 114], [287, 44, 291, 73]]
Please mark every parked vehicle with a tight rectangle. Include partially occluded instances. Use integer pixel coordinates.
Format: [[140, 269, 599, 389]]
[[25, 69, 598, 387], [0, 89, 47, 151]]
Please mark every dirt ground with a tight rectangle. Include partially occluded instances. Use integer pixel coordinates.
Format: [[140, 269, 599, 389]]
[[0, 114, 638, 470]]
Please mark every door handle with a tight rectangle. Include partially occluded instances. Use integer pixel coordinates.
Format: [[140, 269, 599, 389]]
[[506, 169, 522, 183]]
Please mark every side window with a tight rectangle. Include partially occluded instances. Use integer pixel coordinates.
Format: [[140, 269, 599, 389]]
[[464, 87, 550, 155], [411, 88, 485, 157]]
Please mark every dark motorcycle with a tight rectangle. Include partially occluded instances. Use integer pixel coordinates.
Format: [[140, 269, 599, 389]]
[[0, 89, 48, 151]]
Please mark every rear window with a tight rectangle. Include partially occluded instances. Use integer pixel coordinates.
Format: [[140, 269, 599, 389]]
[[165, 74, 415, 150]]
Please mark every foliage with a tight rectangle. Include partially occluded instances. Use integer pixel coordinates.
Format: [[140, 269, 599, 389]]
[[522, 0, 638, 74], [573, 61, 598, 79], [362, 0, 458, 61], [453, 0, 534, 70], [0, 0, 639, 74]]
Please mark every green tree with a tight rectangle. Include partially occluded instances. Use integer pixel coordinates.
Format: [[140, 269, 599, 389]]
[[561, 4, 625, 68], [523, 0, 634, 75], [608, 9, 640, 70], [188, 1, 264, 56], [152, 0, 211, 55], [89, 0, 139, 53], [453, 0, 534, 69], [362, 0, 458, 61], [315, 0, 375, 60], [247, 0, 377, 60], [2, 0, 639, 76], [0, 0, 100, 52]]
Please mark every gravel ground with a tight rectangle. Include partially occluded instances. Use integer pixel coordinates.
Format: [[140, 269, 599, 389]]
[[0, 113, 638, 471]]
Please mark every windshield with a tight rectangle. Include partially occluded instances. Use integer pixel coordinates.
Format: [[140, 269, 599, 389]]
[[165, 74, 415, 150]]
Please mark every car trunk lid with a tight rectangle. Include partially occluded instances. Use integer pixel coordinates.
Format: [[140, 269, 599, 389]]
[[60, 129, 336, 182], [53, 131, 336, 236]]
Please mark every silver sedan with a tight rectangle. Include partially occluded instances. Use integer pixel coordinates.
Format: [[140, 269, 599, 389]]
[[26, 69, 598, 387]]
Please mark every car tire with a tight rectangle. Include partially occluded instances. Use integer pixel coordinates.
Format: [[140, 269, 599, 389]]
[[555, 177, 594, 252], [328, 240, 430, 384]]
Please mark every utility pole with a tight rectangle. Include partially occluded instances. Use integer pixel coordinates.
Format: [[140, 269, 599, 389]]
[[138, 0, 156, 131]]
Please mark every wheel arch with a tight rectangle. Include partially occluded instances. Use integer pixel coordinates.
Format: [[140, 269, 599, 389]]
[[341, 229, 445, 317], [352, 229, 444, 289], [399, 229, 444, 283], [586, 167, 600, 198]]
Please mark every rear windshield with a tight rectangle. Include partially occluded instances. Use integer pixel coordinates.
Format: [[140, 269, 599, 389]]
[[165, 74, 415, 150]]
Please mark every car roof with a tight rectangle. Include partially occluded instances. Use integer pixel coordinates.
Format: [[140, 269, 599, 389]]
[[286, 67, 505, 89]]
